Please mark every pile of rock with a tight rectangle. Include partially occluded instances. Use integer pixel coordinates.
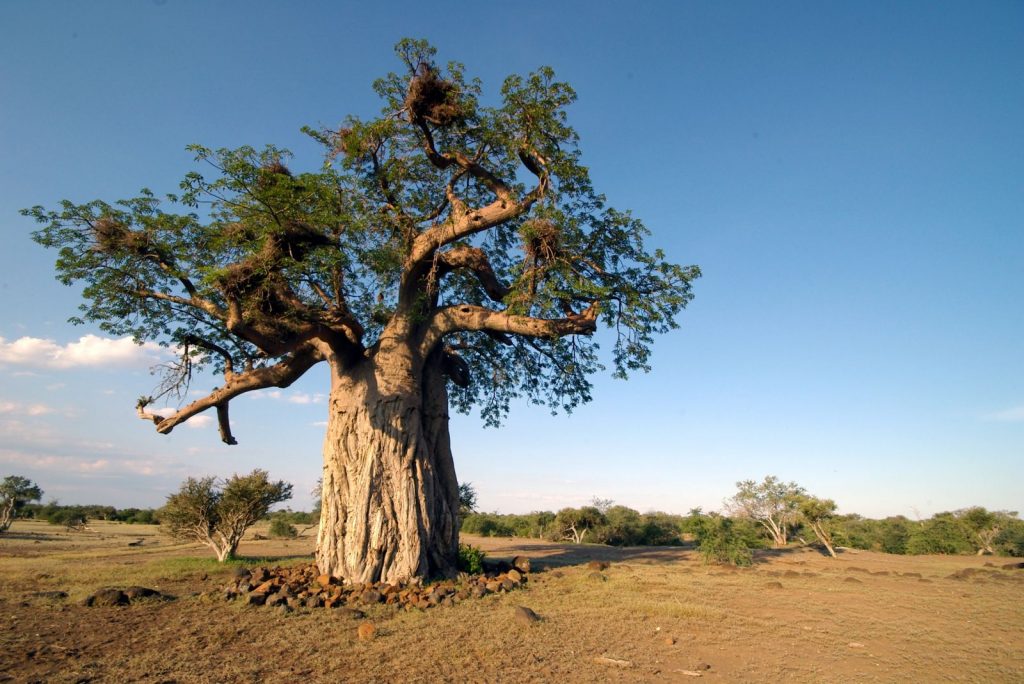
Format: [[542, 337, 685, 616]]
[[219, 556, 532, 613]]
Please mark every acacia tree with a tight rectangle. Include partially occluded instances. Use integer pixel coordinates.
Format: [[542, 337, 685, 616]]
[[956, 507, 1015, 556], [799, 495, 838, 558], [161, 469, 292, 562], [726, 476, 805, 547], [26, 40, 698, 583], [0, 476, 43, 533]]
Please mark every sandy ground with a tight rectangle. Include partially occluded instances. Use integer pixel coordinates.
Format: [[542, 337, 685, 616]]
[[1, 520, 1022, 683]]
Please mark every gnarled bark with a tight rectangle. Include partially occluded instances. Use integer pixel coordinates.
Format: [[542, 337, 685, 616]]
[[315, 352, 459, 584]]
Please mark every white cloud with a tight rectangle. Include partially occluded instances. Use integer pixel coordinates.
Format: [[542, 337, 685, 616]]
[[251, 389, 325, 405], [147, 407, 213, 429], [0, 449, 110, 473], [186, 415, 214, 429], [0, 335, 164, 370], [0, 400, 54, 416], [986, 405, 1024, 423]]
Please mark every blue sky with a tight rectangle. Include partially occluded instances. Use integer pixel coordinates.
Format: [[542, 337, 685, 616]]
[[1, 1, 1021, 518]]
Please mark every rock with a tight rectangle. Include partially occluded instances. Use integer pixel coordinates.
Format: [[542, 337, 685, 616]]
[[85, 589, 129, 607], [514, 606, 540, 626], [587, 560, 610, 571], [764, 581, 784, 589], [276, 604, 293, 616], [316, 574, 334, 588], [471, 585, 488, 599], [1002, 562, 1024, 570], [783, 570, 801, 578], [594, 656, 631, 668], [588, 572, 606, 582], [663, 636, 677, 646], [848, 642, 865, 648], [485, 581, 501, 593], [360, 589, 383, 605], [357, 622, 376, 641], [507, 569, 524, 584], [123, 586, 165, 601], [512, 556, 531, 573], [338, 607, 365, 620], [843, 577, 862, 584], [245, 593, 267, 607], [500, 578, 515, 592]]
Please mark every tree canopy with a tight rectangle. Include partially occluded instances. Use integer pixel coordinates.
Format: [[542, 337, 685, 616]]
[[1, 476, 44, 533], [161, 469, 292, 562], [26, 38, 699, 440]]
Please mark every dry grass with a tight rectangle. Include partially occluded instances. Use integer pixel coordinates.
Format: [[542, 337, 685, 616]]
[[1, 521, 1022, 682]]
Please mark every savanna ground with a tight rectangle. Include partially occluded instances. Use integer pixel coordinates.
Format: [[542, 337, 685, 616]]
[[1, 520, 1021, 683]]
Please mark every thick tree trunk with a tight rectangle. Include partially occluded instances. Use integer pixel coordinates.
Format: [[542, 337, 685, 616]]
[[315, 353, 460, 584]]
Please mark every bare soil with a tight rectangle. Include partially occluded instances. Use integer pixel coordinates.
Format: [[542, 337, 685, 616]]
[[1, 520, 1022, 683]]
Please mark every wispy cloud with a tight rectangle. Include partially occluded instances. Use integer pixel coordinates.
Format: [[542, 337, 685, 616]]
[[0, 335, 164, 370], [253, 390, 326, 405], [0, 448, 182, 478], [0, 400, 55, 416], [147, 407, 212, 429], [986, 405, 1024, 423]]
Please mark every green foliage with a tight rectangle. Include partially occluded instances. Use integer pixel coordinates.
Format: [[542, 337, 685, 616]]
[[693, 515, 756, 567], [25, 38, 698, 429], [161, 469, 292, 561], [460, 506, 683, 546], [1, 476, 44, 532], [457, 543, 487, 574], [268, 514, 298, 539], [905, 514, 973, 555], [726, 476, 805, 545], [45, 506, 89, 530], [458, 482, 478, 517]]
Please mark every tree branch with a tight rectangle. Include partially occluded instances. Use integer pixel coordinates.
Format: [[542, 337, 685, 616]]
[[137, 347, 323, 444], [436, 245, 509, 302], [419, 302, 599, 357]]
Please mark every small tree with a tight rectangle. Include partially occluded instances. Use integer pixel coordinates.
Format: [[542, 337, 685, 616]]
[[956, 507, 1016, 556], [0, 476, 44, 533], [161, 469, 292, 561], [458, 482, 478, 517], [554, 506, 606, 544], [726, 476, 805, 547], [799, 496, 838, 558]]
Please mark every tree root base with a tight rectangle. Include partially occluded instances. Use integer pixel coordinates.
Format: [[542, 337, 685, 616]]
[[209, 561, 531, 612]]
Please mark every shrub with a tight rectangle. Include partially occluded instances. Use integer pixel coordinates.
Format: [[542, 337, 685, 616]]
[[694, 515, 756, 567], [457, 543, 486, 574], [268, 515, 298, 539], [161, 469, 292, 562]]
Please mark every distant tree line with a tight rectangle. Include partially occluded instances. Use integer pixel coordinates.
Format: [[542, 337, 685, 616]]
[[18, 502, 160, 527], [458, 477, 1024, 562], [6, 473, 1022, 562]]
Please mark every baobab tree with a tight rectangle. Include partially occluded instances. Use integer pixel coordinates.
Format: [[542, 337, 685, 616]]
[[26, 40, 699, 583]]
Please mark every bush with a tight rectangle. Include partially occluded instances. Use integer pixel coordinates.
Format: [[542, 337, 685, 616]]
[[693, 515, 757, 567], [268, 515, 298, 538], [457, 543, 486, 574]]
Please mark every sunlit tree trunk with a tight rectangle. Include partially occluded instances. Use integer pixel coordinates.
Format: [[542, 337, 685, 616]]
[[315, 352, 460, 584]]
